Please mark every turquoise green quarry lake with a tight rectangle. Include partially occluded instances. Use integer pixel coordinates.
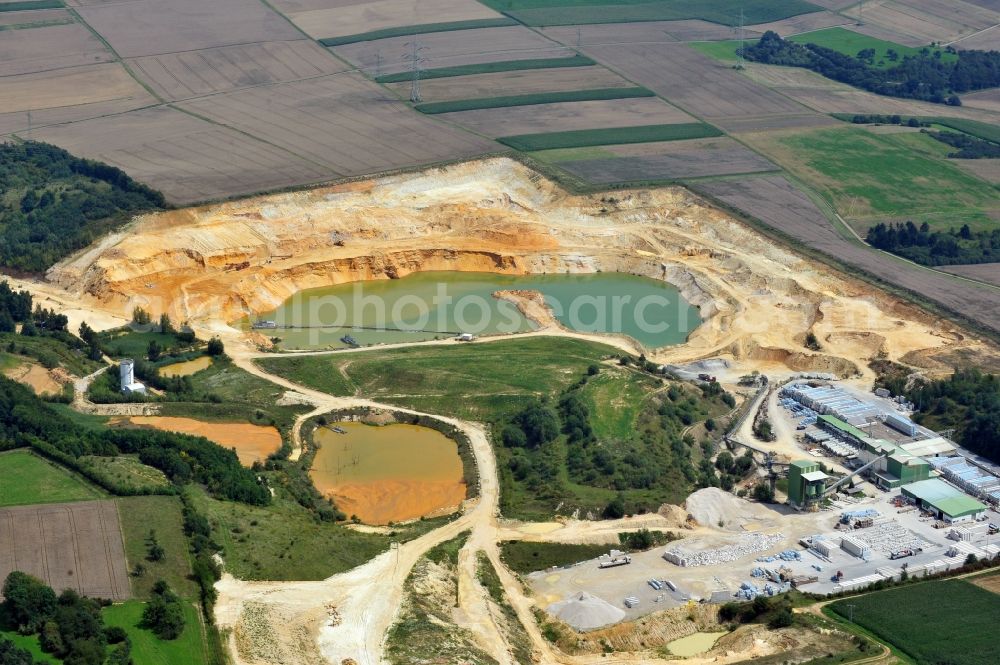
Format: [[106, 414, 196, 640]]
[[247, 271, 700, 349]]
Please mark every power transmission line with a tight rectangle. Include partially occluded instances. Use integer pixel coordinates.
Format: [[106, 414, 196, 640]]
[[403, 41, 426, 103]]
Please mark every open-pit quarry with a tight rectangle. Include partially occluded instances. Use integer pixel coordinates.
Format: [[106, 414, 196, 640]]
[[13, 157, 1000, 665], [42, 157, 999, 377]]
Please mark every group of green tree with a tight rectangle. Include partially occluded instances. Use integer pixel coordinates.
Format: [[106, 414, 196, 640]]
[[0, 141, 165, 273], [0, 280, 68, 337], [2, 571, 138, 665], [0, 373, 270, 504], [498, 365, 744, 517], [866, 221, 999, 266], [923, 130, 1000, 158], [743, 31, 1000, 104], [904, 369, 1000, 464]]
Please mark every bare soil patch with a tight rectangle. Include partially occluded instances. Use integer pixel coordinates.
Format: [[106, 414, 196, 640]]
[[970, 571, 1000, 594], [437, 96, 694, 137], [0, 8, 71, 28], [122, 416, 282, 467], [4, 362, 66, 396], [963, 88, 1000, 113], [583, 43, 815, 119], [0, 21, 112, 76], [176, 74, 495, 178], [279, 0, 501, 40], [0, 500, 131, 601], [557, 136, 777, 183], [384, 65, 632, 103], [127, 40, 348, 101], [31, 106, 334, 204], [333, 25, 571, 75], [954, 158, 1000, 184], [954, 24, 1000, 49], [76, 0, 302, 58]]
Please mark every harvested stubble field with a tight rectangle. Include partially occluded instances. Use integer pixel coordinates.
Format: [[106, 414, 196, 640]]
[[0, 62, 155, 115], [940, 263, 1000, 287], [541, 19, 760, 45], [176, 74, 495, 176], [866, 0, 1000, 44], [555, 136, 777, 183], [319, 18, 517, 46], [332, 25, 572, 75], [127, 40, 348, 101], [0, 499, 131, 601], [954, 158, 1000, 185], [583, 43, 816, 119], [744, 8, 851, 34], [375, 54, 594, 82], [963, 88, 1000, 114], [0, 21, 112, 76], [75, 0, 301, 58], [691, 175, 1000, 335], [274, 0, 503, 40], [0, 7, 71, 27], [31, 106, 333, 203], [384, 65, 632, 102], [438, 97, 694, 137]]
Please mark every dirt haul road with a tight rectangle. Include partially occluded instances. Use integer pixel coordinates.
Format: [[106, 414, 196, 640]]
[[39, 157, 1000, 381]]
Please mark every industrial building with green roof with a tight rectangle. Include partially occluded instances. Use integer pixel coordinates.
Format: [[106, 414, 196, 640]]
[[788, 460, 829, 507], [901, 478, 987, 523]]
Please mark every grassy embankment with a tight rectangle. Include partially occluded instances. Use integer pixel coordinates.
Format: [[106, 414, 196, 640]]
[[500, 123, 722, 151]]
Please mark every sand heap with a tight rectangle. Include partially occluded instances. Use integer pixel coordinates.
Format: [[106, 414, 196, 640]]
[[685, 487, 778, 531], [547, 592, 626, 631]]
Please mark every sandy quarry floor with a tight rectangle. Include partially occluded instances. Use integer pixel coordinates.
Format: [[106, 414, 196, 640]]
[[40, 157, 1000, 379], [7, 156, 1000, 665]]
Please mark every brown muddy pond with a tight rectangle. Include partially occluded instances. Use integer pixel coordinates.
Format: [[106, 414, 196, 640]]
[[124, 416, 281, 466], [310, 422, 465, 525], [158, 356, 213, 377]]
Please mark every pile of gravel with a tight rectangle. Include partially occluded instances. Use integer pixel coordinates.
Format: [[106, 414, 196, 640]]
[[685, 487, 774, 530], [547, 592, 625, 631]]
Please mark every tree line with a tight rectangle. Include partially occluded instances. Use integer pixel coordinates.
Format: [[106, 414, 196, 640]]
[[923, 130, 1000, 158], [0, 374, 270, 505], [866, 221, 999, 266], [905, 369, 1000, 464], [743, 31, 1000, 104], [0, 141, 164, 273]]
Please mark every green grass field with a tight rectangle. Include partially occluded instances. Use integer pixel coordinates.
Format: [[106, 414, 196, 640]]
[[578, 368, 658, 440], [0, 450, 105, 506], [117, 495, 199, 600], [481, 0, 821, 27], [790, 27, 955, 68], [500, 541, 611, 574], [828, 579, 1000, 665], [97, 329, 195, 360], [375, 55, 594, 83], [319, 18, 516, 46], [688, 39, 742, 62], [761, 126, 999, 230], [257, 337, 620, 422], [500, 123, 722, 151], [103, 601, 208, 665], [414, 87, 654, 113], [186, 487, 447, 581]]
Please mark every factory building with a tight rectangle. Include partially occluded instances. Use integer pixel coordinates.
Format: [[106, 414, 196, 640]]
[[788, 460, 829, 507], [119, 359, 146, 395], [901, 478, 987, 523], [872, 453, 931, 490]]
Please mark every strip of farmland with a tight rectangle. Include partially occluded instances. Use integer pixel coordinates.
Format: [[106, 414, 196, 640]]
[[385, 66, 632, 103], [0, 500, 131, 601], [319, 18, 517, 46], [479, 0, 823, 27], [0, 0, 62, 11], [375, 55, 594, 82], [414, 87, 654, 114], [541, 19, 759, 45], [275, 0, 504, 40], [691, 175, 1000, 335], [500, 123, 722, 150], [437, 97, 695, 137]]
